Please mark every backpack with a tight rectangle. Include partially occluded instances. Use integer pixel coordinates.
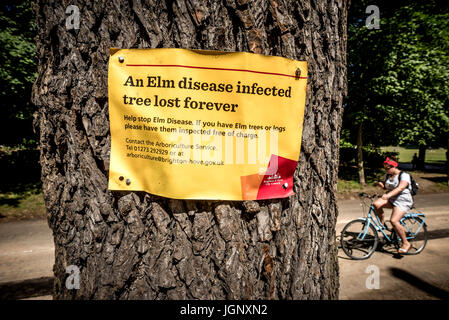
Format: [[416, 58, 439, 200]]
[[384, 171, 419, 196]]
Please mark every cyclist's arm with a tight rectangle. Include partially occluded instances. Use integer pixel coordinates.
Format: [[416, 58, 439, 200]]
[[382, 180, 409, 199], [376, 174, 387, 189], [375, 181, 385, 189]]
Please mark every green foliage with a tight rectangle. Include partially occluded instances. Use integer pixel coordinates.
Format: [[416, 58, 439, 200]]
[[0, 0, 37, 146], [339, 142, 394, 168], [343, 0, 449, 149]]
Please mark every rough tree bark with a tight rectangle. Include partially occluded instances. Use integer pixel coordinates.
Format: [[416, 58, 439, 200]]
[[32, 0, 348, 299]]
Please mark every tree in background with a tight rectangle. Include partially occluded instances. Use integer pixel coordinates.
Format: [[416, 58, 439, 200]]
[[32, 1, 348, 299], [343, 0, 449, 180], [0, 0, 36, 147]]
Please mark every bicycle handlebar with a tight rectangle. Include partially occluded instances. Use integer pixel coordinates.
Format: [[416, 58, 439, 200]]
[[358, 192, 379, 200]]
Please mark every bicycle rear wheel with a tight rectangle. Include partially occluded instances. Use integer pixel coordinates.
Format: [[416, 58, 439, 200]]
[[398, 216, 428, 254], [340, 218, 379, 260]]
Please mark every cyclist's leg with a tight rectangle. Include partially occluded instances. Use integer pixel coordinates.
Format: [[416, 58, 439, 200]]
[[373, 198, 393, 225], [390, 206, 411, 252]]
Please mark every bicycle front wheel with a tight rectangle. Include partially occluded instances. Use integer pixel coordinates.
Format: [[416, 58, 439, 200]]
[[340, 218, 379, 260]]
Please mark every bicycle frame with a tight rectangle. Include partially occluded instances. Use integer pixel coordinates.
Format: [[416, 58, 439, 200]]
[[357, 205, 426, 243]]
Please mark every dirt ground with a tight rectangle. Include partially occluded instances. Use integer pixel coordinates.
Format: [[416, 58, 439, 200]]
[[0, 166, 447, 300], [1, 192, 448, 300], [337, 192, 449, 300]]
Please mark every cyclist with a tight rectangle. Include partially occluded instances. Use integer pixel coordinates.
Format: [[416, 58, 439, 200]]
[[373, 157, 413, 254]]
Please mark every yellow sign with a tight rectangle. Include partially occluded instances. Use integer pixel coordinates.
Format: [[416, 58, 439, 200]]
[[108, 48, 307, 200]]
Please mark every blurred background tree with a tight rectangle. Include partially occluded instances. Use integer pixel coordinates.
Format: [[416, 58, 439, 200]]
[[342, 0, 449, 183], [0, 0, 37, 148], [0, 0, 41, 219]]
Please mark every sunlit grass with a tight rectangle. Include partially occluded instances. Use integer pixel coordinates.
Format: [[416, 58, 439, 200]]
[[380, 146, 446, 163], [337, 179, 363, 192], [0, 184, 46, 221]]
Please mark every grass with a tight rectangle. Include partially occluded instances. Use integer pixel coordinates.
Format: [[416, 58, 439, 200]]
[[427, 149, 448, 164], [436, 179, 449, 190], [0, 147, 45, 222], [337, 179, 364, 192], [380, 146, 447, 163], [0, 180, 46, 221], [0, 189, 46, 221], [337, 164, 387, 196]]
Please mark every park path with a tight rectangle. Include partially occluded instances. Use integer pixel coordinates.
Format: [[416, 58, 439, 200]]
[[0, 219, 54, 299], [0, 219, 54, 284], [337, 192, 449, 300], [0, 192, 448, 299]]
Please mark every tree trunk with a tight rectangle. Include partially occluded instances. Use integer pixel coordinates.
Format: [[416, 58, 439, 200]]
[[418, 145, 426, 170], [356, 123, 366, 186], [446, 138, 449, 186], [32, 0, 348, 299]]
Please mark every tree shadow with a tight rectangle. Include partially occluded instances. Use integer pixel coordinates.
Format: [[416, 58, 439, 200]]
[[374, 241, 404, 259], [0, 276, 54, 300], [389, 268, 449, 300], [427, 228, 449, 240], [377, 228, 449, 258], [421, 163, 447, 174], [420, 176, 448, 184]]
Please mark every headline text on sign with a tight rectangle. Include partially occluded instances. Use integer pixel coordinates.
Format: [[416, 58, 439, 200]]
[[122, 76, 293, 112]]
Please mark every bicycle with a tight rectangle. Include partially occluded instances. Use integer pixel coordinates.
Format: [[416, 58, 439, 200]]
[[340, 193, 428, 260]]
